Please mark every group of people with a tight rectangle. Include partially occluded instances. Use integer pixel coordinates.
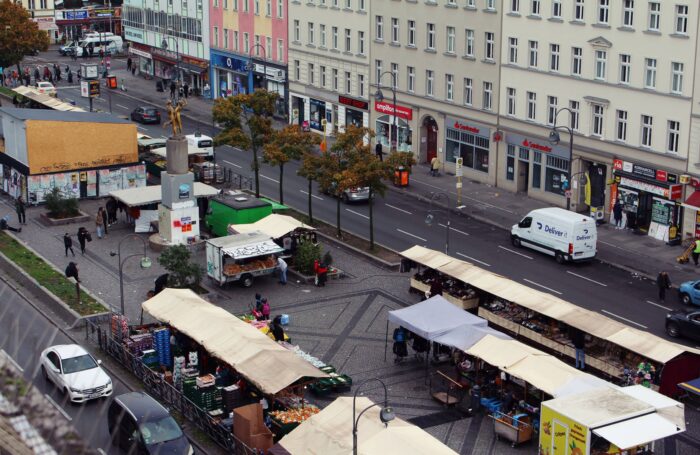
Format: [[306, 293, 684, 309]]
[[63, 228, 92, 257], [94, 198, 121, 239], [252, 294, 288, 342]]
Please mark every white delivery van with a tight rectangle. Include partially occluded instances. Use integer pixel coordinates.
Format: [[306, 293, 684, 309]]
[[511, 207, 597, 264], [186, 133, 214, 160], [75, 33, 124, 57]]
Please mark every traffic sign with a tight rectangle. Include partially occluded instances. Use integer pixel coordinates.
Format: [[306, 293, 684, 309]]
[[565, 190, 572, 198]]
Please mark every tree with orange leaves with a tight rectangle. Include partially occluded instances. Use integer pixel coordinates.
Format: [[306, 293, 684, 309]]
[[0, 0, 49, 72]]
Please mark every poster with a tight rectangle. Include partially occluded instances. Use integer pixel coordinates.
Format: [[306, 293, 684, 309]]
[[87, 170, 97, 197]]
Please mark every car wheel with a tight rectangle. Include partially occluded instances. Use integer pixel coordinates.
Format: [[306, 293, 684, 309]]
[[511, 236, 521, 247], [241, 274, 253, 288], [666, 322, 680, 338], [680, 293, 692, 305], [555, 252, 566, 264]]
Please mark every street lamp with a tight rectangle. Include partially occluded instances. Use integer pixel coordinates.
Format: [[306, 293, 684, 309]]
[[425, 191, 451, 255], [110, 234, 152, 317], [548, 108, 575, 211], [161, 33, 181, 99], [352, 378, 395, 455], [374, 71, 399, 153], [246, 44, 268, 94]]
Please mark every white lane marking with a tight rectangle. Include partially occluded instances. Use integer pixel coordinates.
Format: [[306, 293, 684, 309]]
[[456, 252, 491, 267], [438, 223, 470, 236], [566, 271, 607, 287], [385, 203, 412, 215], [300, 190, 323, 200], [646, 300, 672, 311], [523, 279, 563, 295], [0, 349, 23, 372], [599, 240, 616, 247], [260, 174, 279, 183], [136, 126, 147, 131], [346, 208, 369, 220], [601, 310, 648, 329], [222, 160, 242, 168], [44, 393, 72, 421], [498, 245, 533, 260], [397, 228, 427, 242], [115, 104, 129, 110]]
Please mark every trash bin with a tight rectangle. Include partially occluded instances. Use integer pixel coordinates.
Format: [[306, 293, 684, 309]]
[[393, 166, 409, 187], [470, 385, 481, 412]]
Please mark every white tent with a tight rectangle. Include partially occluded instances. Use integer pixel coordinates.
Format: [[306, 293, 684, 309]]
[[432, 324, 511, 351], [229, 214, 315, 239], [387, 295, 487, 340], [110, 182, 219, 207]]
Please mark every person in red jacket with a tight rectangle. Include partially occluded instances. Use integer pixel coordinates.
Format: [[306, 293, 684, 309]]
[[314, 260, 328, 287]]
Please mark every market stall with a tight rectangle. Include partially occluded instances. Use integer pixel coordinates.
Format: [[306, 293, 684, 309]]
[[229, 213, 316, 258], [205, 232, 285, 287]]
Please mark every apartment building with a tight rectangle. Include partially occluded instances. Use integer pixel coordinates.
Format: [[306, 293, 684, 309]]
[[287, 0, 371, 136], [209, 0, 288, 115], [19, 0, 58, 42], [369, 0, 502, 185]]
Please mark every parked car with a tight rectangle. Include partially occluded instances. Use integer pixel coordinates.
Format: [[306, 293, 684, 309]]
[[59, 41, 77, 56], [665, 309, 700, 341], [40, 344, 112, 403], [108, 392, 194, 454], [678, 280, 700, 306], [36, 81, 56, 97], [131, 107, 162, 124], [321, 182, 371, 203]]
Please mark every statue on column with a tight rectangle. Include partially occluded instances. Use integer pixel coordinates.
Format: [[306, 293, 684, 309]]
[[163, 98, 187, 137]]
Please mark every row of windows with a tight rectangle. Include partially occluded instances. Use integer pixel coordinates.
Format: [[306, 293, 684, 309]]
[[211, 27, 285, 62], [294, 0, 367, 11], [123, 7, 203, 42], [213, 0, 284, 18], [292, 59, 366, 97], [293, 21, 366, 55]]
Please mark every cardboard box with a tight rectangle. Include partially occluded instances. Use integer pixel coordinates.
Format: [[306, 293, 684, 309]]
[[233, 403, 273, 451]]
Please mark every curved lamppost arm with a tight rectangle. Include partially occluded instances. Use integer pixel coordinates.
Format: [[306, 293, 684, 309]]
[[113, 234, 151, 317], [352, 378, 393, 455]]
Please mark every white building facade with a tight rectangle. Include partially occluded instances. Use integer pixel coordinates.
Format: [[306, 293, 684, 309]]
[[19, 0, 59, 42]]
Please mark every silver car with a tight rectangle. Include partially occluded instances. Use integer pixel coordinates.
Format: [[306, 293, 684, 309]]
[[341, 186, 371, 203]]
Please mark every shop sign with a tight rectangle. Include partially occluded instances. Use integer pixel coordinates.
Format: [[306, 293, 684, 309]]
[[63, 10, 88, 20], [619, 176, 670, 198], [94, 9, 113, 17], [253, 64, 286, 81], [632, 163, 657, 180], [129, 47, 151, 59], [446, 117, 490, 137], [338, 95, 369, 111], [670, 184, 682, 200], [667, 173, 678, 184], [125, 29, 145, 43], [151, 47, 179, 62], [521, 139, 551, 153], [506, 132, 568, 159], [656, 170, 667, 182], [211, 53, 247, 73], [374, 101, 413, 120]]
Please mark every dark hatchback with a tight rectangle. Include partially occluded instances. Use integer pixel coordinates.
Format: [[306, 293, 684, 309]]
[[131, 107, 162, 124], [108, 392, 193, 454], [666, 309, 700, 342]]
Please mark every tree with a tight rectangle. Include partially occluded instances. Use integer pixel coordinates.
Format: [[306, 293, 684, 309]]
[[316, 147, 346, 238], [297, 152, 323, 224], [158, 245, 203, 289], [263, 125, 321, 204], [212, 90, 277, 198], [386, 151, 417, 174], [0, 0, 49, 72]]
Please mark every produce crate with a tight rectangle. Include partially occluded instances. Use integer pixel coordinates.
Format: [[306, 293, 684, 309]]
[[270, 416, 300, 437]]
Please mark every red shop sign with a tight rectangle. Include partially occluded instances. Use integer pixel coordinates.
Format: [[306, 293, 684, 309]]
[[670, 184, 683, 200], [374, 101, 413, 120], [522, 139, 552, 153], [453, 121, 480, 134], [613, 159, 623, 171], [656, 170, 667, 182]]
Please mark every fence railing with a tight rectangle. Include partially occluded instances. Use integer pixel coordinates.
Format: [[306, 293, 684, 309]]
[[220, 167, 253, 191]]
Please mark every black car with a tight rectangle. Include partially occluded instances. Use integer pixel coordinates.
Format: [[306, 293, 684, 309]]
[[665, 309, 700, 342], [130, 107, 162, 124], [108, 392, 193, 454]]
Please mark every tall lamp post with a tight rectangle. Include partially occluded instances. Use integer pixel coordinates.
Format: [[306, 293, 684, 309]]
[[246, 44, 268, 94], [352, 378, 395, 455], [425, 191, 451, 255], [548, 107, 575, 211], [161, 32, 181, 100], [110, 234, 152, 317], [374, 71, 399, 153]]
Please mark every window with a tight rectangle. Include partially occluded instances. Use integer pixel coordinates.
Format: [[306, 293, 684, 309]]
[[445, 126, 490, 173], [359, 0, 366, 11], [569, 100, 580, 130], [507, 87, 516, 115], [571, 47, 582, 76], [485, 32, 495, 60], [266, 37, 271, 58], [619, 54, 631, 84], [483, 82, 493, 110], [426, 70, 434, 96], [244, 33, 249, 53], [277, 39, 283, 62], [319, 24, 326, 47], [294, 60, 300, 80], [676, 5, 688, 34], [332, 27, 338, 49], [407, 66, 415, 92], [446, 27, 456, 54], [668, 120, 680, 153], [254, 0, 259, 14], [308, 22, 315, 45], [427, 23, 436, 50], [332, 69, 338, 90], [645, 58, 657, 88], [549, 44, 560, 71], [233, 0, 238, 11], [446, 74, 454, 101], [359, 74, 365, 97], [616, 110, 628, 141], [641, 115, 653, 147], [254, 35, 261, 55], [358, 31, 365, 54], [527, 91, 536, 120], [595, 50, 607, 80], [375, 60, 382, 83], [545, 155, 569, 195], [408, 20, 416, 46], [277, 0, 283, 17], [344, 28, 351, 52], [243, 0, 248, 12], [552, 0, 562, 18], [598, 0, 609, 24], [391, 63, 398, 88], [224, 29, 229, 48], [648, 2, 660, 31], [574, 0, 584, 20], [672, 62, 684, 94], [528, 40, 538, 67], [345, 71, 351, 94], [486, 0, 495, 10], [592, 105, 604, 136], [234, 31, 239, 51], [465, 29, 475, 57], [375, 15, 384, 40], [508, 37, 518, 64], [391, 18, 399, 43], [531, 0, 540, 16], [293, 20, 300, 42], [623, 0, 634, 27], [213, 26, 219, 47], [320, 66, 326, 87], [506, 145, 516, 181], [547, 96, 558, 125], [308, 63, 315, 85], [510, 0, 519, 13], [464, 77, 473, 105]]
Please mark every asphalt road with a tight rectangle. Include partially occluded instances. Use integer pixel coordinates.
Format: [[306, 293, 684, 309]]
[[21, 53, 699, 349]]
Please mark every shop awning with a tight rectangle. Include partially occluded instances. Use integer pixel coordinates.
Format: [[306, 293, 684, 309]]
[[400, 245, 457, 269], [13, 85, 86, 112], [465, 335, 542, 370], [685, 191, 700, 208], [387, 295, 487, 340], [678, 377, 700, 396], [432, 324, 511, 351], [207, 232, 284, 259], [592, 413, 681, 449], [503, 355, 590, 397], [109, 182, 219, 206], [229, 214, 315, 239]]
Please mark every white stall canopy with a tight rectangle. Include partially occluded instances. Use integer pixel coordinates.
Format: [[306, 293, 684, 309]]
[[432, 324, 511, 351], [593, 413, 681, 449], [387, 295, 487, 340], [110, 182, 219, 207]]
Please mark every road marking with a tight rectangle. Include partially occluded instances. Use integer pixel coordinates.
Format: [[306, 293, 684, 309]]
[[0, 349, 23, 372], [44, 393, 72, 421], [385, 203, 412, 215], [346, 208, 369, 220], [222, 160, 242, 168], [566, 271, 607, 287], [136, 126, 147, 131], [523, 279, 563, 295], [55, 86, 81, 89], [599, 240, 616, 248], [397, 228, 427, 242], [115, 104, 129, 110], [300, 190, 323, 200], [646, 300, 672, 311], [601, 310, 648, 329], [438, 223, 470, 236], [498, 245, 533, 260], [260, 174, 279, 183], [456, 252, 491, 267]]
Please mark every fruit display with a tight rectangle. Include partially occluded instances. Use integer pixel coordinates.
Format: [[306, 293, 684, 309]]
[[222, 255, 277, 276], [223, 264, 242, 276], [269, 405, 320, 424]]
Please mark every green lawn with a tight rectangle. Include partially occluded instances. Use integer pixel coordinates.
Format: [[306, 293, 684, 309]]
[[0, 86, 14, 98], [0, 232, 106, 315]]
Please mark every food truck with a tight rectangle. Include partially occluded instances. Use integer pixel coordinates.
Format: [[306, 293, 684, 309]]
[[206, 232, 284, 287]]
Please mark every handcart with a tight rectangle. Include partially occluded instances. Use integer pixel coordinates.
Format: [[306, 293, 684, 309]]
[[490, 410, 533, 447], [677, 239, 695, 264]]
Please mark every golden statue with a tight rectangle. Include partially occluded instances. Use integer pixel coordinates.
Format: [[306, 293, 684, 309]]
[[163, 98, 187, 137]]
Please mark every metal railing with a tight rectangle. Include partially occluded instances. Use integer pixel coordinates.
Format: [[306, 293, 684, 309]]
[[220, 167, 253, 191]]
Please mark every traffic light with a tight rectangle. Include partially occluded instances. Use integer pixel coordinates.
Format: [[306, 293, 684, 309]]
[[106, 76, 117, 89]]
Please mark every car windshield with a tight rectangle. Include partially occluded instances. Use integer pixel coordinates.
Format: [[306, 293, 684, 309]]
[[140, 416, 183, 445], [61, 354, 97, 374]]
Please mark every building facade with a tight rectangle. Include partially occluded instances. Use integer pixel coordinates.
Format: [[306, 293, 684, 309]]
[[287, 0, 371, 136], [122, 0, 210, 92], [209, 0, 288, 116], [18, 0, 59, 42]]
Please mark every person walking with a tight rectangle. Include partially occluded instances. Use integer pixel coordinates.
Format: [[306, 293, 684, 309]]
[[95, 209, 105, 239], [693, 238, 700, 267], [77, 227, 90, 254], [277, 256, 288, 285], [64, 262, 81, 302], [106, 197, 118, 226], [375, 141, 383, 162], [430, 156, 441, 176], [126, 57, 132, 72], [169, 80, 176, 98], [14, 196, 26, 225], [613, 200, 623, 229], [657, 271, 671, 303], [99, 207, 108, 235], [183, 82, 189, 99], [64, 233, 75, 257], [571, 327, 586, 370]]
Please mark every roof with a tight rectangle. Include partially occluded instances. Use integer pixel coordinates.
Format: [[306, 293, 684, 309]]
[[114, 392, 169, 423], [527, 207, 594, 223], [207, 232, 284, 259], [0, 106, 130, 124], [230, 214, 315, 239], [543, 387, 652, 427], [12, 85, 86, 112], [109, 182, 219, 207], [213, 194, 272, 210], [592, 413, 682, 449], [387, 295, 487, 340], [52, 344, 89, 359]]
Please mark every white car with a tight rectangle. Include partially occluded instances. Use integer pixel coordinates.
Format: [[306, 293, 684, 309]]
[[40, 344, 112, 403], [36, 81, 56, 97]]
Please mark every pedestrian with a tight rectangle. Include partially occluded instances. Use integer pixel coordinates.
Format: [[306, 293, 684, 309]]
[[571, 327, 586, 370], [392, 326, 408, 363], [657, 271, 671, 303], [430, 156, 440, 176], [100, 207, 108, 235], [0, 215, 21, 233], [106, 197, 118, 226], [693, 237, 700, 266], [170, 80, 176, 98], [64, 262, 81, 302], [613, 200, 623, 229], [270, 315, 286, 342], [14, 196, 26, 224], [126, 57, 132, 72], [313, 260, 328, 287], [95, 209, 105, 239], [77, 68, 81, 82], [64, 233, 75, 257], [33, 67, 39, 83], [183, 82, 189, 98], [261, 298, 271, 321], [77, 226, 90, 254], [277, 256, 288, 285], [67, 70, 73, 84], [375, 141, 383, 162], [43, 66, 50, 81]]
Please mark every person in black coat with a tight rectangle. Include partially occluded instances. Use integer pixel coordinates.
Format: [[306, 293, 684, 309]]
[[64, 233, 75, 257], [375, 142, 383, 161], [77, 227, 89, 255], [656, 271, 671, 303], [106, 197, 118, 226], [65, 261, 81, 301], [271, 316, 286, 342]]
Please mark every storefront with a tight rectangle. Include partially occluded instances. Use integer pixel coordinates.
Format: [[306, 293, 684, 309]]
[[504, 132, 570, 199], [337, 95, 369, 132], [128, 43, 153, 77], [445, 118, 490, 174], [210, 51, 249, 99], [374, 101, 413, 153], [251, 62, 287, 117], [309, 98, 327, 132], [611, 159, 682, 242]]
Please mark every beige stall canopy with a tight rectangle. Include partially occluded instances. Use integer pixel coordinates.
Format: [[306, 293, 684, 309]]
[[401, 246, 700, 363], [229, 214, 315, 239], [273, 397, 458, 455], [142, 289, 327, 394], [13, 85, 86, 112], [110, 182, 219, 207]]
